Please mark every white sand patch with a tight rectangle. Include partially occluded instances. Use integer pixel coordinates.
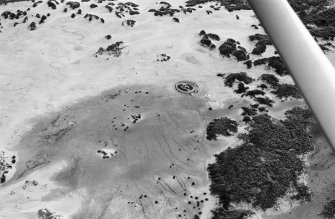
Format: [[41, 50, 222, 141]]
[[0, 160, 84, 218]]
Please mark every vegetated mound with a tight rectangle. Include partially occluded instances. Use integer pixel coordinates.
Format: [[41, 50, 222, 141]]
[[254, 56, 290, 76], [218, 72, 253, 87], [288, 0, 334, 40], [208, 107, 316, 215], [271, 83, 302, 99], [219, 38, 249, 61], [94, 41, 124, 58], [185, 0, 250, 11], [206, 117, 238, 140], [199, 30, 220, 50], [249, 34, 272, 55]]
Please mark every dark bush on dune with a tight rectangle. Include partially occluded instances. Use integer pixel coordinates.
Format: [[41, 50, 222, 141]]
[[260, 74, 279, 88], [241, 107, 257, 116], [244, 60, 252, 69], [253, 58, 268, 66], [235, 82, 249, 94], [268, 56, 289, 76], [219, 39, 237, 58], [211, 207, 254, 219], [223, 72, 253, 87], [207, 33, 220, 41], [206, 117, 238, 140], [245, 89, 265, 98], [251, 43, 266, 55], [232, 49, 249, 61], [208, 108, 315, 211], [254, 97, 274, 107], [272, 84, 302, 99]]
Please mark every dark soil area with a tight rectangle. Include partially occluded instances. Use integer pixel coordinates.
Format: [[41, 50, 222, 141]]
[[208, 107, 316, 214]]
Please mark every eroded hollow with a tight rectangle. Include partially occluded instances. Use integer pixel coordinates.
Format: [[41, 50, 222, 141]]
[[12, 84, 220, 219]]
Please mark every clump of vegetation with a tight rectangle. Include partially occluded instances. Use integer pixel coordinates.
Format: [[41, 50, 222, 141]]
[[321, 199, 335, 218], [244, 60, 252, 69], [253, 56, 289, 76], [206, 117, 238, 140], [260, 74, 279, 88], [211, 207, 254, 219], [254, 97, 274, 107], [208, 108, 315, 212], [235, 82, 249, 94], [268, 56, 290, 76], [249, 34, 272, 55], [199, 31, 218, 50], [272, 84, 302, 99], [219, 39, 237, 58], [241, 107, 257, 116], [253, 58, 268, 66], [245, 89, 265, 98], [232, 48, 249, 61], [221, 72, 253, 87]]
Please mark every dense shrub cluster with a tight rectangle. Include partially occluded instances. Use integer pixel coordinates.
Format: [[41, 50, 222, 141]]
[[221, 72, 253, 87], [272, 84, 302, 99], [206, 117, 238, 140], [253, 56, 289, 76], [249, 34, 272, 55], [199, 30, 219, 50], [208, 108, 315, 212], [219, 39, 249, 61], [259, 74, 279, 88]]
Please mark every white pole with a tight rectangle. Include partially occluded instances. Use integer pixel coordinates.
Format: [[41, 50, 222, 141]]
[[247, 0, 335, 152]]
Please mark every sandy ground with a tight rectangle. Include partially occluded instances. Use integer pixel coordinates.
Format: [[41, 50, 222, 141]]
[[0, 0, 335, 218]]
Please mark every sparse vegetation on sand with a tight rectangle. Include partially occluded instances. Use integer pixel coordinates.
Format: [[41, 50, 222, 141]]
[[208, 107, 316, 213], [206, 117, 238, 140]]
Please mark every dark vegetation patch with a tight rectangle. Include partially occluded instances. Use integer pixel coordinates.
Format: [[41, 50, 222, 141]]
[[254, 97, 274, 107], [38, 208, 61, 219], [271, 84, 302, 99], [122, 19, 136, 27], [206, 117, 238, 140], [0, 151, 15, 184], [244, 89, 265, 98], [211, 207, 254, 219], [199, 30, 218, 50], [249, 34, 272, 55], [95, 41, 125, 58], [218, 38, 249, 61], [234, 82, 249, 94], [259, 74, 279, 88], [218, 72, 252, 87], [254, 56, 289, 76], [208, 107, 315, 213], [148, 2, 184, 17], [105, 2, 139, 18], [288, 0, 334, 40]]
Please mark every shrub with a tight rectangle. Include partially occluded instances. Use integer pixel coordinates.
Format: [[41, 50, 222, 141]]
[[251, 43, 266, 55], [232, 49, 249, 61], [224, 72, 253, 87], [206, 117, 238, 140], [259, 74, 279, 88], [272, 84, 302, 99], [208, 109, 315, 211]]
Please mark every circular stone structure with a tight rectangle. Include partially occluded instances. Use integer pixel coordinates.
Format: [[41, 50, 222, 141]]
[[175, 81, 199, 95]]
